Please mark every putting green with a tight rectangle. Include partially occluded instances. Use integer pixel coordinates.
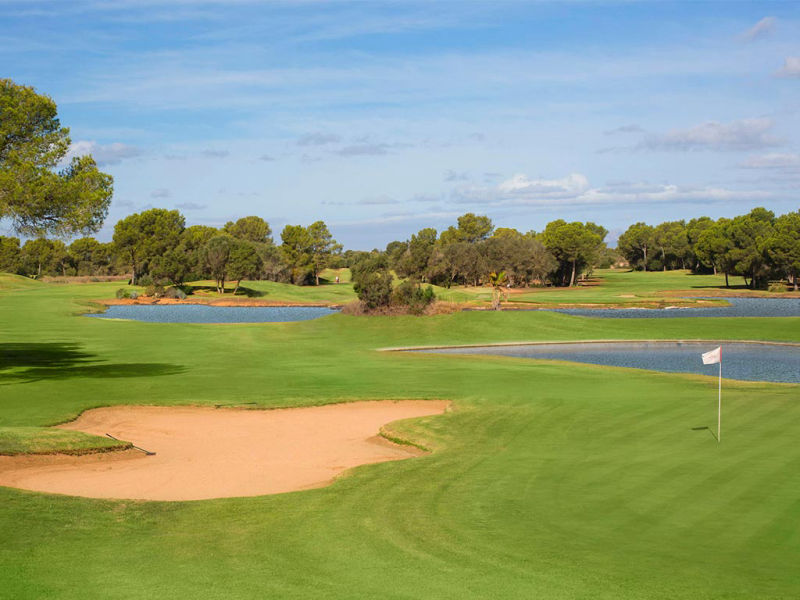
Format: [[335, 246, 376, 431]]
[[0, 273, 798, 599]]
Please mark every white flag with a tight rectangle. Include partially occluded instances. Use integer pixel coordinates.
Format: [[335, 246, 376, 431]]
[[702, 346, 721, 365]]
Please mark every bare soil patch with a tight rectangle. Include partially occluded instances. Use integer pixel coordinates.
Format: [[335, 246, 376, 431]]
[[0, 401, 449, 501]]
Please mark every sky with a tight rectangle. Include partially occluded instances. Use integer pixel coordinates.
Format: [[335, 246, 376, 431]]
[[2, 0, 799, 249]]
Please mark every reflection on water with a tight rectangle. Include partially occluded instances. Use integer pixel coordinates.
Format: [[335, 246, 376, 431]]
[[421, 341, 800, 383], [86, 304, 339, 324]]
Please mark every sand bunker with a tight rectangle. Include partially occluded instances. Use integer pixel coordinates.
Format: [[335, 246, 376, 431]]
[[0, 400, 448, 501]]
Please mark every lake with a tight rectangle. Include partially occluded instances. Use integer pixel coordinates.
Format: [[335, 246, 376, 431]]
[[86, 304, 339, 324], [419, 341, 800, 383], [547, 297, 800, 318]]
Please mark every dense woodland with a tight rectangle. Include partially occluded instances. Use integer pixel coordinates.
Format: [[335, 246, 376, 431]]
[[0, 206, 798, 293]]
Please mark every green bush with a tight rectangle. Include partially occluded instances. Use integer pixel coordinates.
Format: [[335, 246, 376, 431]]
[[164, 286, 187, 299], [144, 283, 166, 298], [115, 288, 130, 299], [392, 280, 435, 314], [768, 282, 787, 293], [353, 270, 394, 309]]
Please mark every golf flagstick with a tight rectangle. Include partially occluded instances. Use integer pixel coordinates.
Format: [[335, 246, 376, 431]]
[[718, 359, 722, 443], [701, 346, 722, 442]]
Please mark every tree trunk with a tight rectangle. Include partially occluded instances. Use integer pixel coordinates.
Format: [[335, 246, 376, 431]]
[[661, 248, 666, 271], [642, 246, 647, 272], [569, 259, 576, 287], [233, 279, 241, 295], [713, 264, 717, 276], [37, 262, 42, 278], [724, 272, 729, 287], [315, 272, 320, 286]]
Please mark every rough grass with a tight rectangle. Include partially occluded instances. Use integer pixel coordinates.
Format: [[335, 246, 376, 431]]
[[0, 428, 127, 455], [0, 271, 798, 599]]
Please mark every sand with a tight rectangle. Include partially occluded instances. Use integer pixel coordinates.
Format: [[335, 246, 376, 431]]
[[0, 400, 449, 501]]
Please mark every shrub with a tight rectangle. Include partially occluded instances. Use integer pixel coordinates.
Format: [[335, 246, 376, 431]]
[[392, 280, 435, 314], [768, 282, 787, 293], [164, 286, 187, 299], [144, 283, 166, 298], [115, 288, 131, 299], [353, 269, 394, 309]]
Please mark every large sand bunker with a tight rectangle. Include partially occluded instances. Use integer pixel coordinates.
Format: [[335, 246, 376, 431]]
[[0, 400, 449, 501]]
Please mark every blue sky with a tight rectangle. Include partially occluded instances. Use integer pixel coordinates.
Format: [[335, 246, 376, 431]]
[[2, 0, 799, 248]]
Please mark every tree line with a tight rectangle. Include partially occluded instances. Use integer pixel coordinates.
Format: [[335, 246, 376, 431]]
[[2, 206, 798, 293], [617, 207, 800, 290], [347, 213, 610, 291], [0, 209, 341, 292]]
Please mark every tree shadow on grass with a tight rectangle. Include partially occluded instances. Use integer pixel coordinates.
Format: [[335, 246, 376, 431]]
[[0, 343, 185, 385]]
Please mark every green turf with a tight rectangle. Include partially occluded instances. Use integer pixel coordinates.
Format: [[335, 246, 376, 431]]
[[0, 271, 798, 599]]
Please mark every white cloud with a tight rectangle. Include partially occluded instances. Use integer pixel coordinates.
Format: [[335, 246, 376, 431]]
[[639, 118, 782, 151], [498, 173, 590, 198], [444, 169, 469, 182], [335, 143, 390, 157], [452, 172, 770, 207], [775, 57, 800, 79], [175, 202, 207, 210], [740, 153, 800, 169], [739, 16, 776, 43], [603, 124, 643, 135], [65, 140, 142, 166], [297, 133, 341, 146], [358, 195, 398, 205], [201, 149, 229, 158]]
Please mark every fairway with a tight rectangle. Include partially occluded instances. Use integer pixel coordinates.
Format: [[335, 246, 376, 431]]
[[0, 271, 798, 599]]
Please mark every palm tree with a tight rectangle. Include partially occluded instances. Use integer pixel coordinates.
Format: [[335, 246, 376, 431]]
[[488, 270, 507, 310]]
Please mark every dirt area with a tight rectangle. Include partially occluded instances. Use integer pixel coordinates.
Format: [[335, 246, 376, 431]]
[[0, 401, 449, 501]]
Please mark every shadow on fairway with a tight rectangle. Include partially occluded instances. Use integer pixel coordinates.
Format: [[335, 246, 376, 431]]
[[691, 425, 718, 441], [0, 343, 185, 384]]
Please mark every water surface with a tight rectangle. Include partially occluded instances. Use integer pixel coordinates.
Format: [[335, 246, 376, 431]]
[[421, 341, 800, 383], [547, 297, 799, 318], [87, 304, 338, 324]]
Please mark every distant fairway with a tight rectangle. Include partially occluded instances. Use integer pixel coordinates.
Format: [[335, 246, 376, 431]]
[[0, 271, 798, 599]]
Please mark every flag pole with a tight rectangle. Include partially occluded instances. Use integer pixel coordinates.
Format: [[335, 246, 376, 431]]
[[717, 359, 722, 443]]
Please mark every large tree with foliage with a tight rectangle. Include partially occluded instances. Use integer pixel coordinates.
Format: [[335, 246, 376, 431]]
[[653, 220, 689, 270], [395, 227, 437, 280], [307, 220, 341, 285], [202, 234, 234, 293], [617, 222, 655, 271], [727, 207, 775, 289], [19, 238, 59, 277], [0, 235, 20, 273], [0, 79, 113, 236], [541, 220, 605, 286], [482, 231, 556, 286], [280, 224, 313, 284], [112, 208, 185, 284], [223, 216, 272, 244], [228, 239, 262, 294], [763, 211, 800, 290], [695, 218, 735, 284]]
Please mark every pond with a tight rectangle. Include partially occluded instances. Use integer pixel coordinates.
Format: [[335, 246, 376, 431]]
[[418, 341, 800, 383], [86, 304, 339, 324], [547, 297, 800, 318]]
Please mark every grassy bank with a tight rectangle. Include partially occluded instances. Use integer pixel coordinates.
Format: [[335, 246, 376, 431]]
[[0, 271, 798, 599]]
